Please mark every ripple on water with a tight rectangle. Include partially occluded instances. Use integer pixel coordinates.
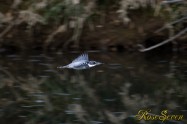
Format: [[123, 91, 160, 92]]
[[103, 98, 116, 102], [107, 63, 122, 69], [29, 92, 45, 96], [0, 48, 6, 52], [157, 60, 168, 63], [72, 97, 82, 100], [29, 55, 43, 58], [18, 115, 27, 118], [7, 54, 19, 58], [11, 58, 23, 61], [21, 105, 45, 108], [6, 54, 22, 61], [38, 75, 50, 78], [43, 69, 56, 72], [28, 59, 41, 62], [35, 100, 45, 103], [90, 121, 103, 124], [1, 66, 9, 69], [53, 92, 71, 96], [39, 63, 52, 66], [64, 110, 75, 115]]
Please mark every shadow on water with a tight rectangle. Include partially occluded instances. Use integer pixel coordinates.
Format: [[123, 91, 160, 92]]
[[0, 51, 186, 124]]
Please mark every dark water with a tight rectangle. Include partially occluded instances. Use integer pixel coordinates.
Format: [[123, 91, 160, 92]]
[[0, 51, 186, 124]]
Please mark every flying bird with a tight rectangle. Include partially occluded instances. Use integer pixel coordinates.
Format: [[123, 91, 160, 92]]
[[58, 53, 102, 70]]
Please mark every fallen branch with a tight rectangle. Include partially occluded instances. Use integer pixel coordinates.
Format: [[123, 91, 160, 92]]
[[161, 0, 184, 4], [155, 16, 187, 33], [44, 25, 66, 44], [138, 27, 187, 52], [0, 22, 14, 39], [0, 67, 18, 82]]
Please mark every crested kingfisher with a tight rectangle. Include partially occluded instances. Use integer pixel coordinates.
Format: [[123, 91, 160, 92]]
[[57, 53, 103, 70]]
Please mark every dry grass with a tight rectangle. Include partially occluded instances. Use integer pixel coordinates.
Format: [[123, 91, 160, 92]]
[[0, 0, 186, 51]]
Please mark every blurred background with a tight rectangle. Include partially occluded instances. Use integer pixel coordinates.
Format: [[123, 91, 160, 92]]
[[0, 0, 186, 124]]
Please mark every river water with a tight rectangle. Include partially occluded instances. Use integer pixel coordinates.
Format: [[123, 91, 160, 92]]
[[0, 51, 186, 124]]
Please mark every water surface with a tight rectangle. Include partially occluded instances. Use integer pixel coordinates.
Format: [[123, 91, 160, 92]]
[[0, 51, 186, 124]]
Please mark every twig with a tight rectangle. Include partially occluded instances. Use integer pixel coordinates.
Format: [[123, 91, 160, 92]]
[[138, 27, 187, 52], [155, 16, 187, 33], [63, 17, 86, 48], [63, 0, 95, 49], [161, 0, 184, 4], [45, 25, 66, 44], [0, 67, 18, 82], [0, 22, 14, 39]]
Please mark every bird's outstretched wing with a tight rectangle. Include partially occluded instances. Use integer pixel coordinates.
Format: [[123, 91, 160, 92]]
[[72, 53, 88, 63]]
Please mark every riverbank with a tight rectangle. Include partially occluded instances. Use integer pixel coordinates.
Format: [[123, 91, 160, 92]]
[[0, 1, 186, 53]]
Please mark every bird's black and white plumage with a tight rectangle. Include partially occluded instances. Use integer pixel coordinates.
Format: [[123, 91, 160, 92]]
[[58, 53, 102, 70]]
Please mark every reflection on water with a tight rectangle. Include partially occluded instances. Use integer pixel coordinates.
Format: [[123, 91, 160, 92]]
[[0, 52, 186, 124]]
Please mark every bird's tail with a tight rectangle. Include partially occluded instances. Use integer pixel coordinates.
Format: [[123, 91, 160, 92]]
[[57, 66, 68, 69]]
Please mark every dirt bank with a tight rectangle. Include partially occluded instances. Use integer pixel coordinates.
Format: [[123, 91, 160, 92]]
[[0, 7, 186, 53]]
